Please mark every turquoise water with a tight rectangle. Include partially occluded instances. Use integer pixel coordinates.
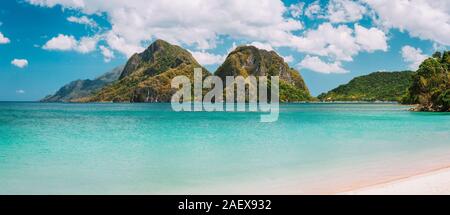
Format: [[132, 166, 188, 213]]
[[0, 102, 449, 194]]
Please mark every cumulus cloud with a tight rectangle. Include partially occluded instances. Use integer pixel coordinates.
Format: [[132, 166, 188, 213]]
[[31, 0, 450, 74], [27, 0, 85, 8], [11, 59, 29, 68], [401, 45, 428, 70], [304, 1, 322, 19], [76, 36, 97, 53], [190, 42, 242, 66], [354, 24, 388, 52], [327, 0, 367, 23], [104, 31, 144, 57], [282, 55, 294, 63], [190, 50, 225, 65], [298, 55, 348, 74], [26, 0, 303, 56], [287, 22, 388, 65], [289, 23, 359, 62], [0, 32, 10, 44], [67, 16, 97, 27], [364, 0, 450, 46], [43, 34, 77, 51], [191, 42, 294, 65], [99, 45, 114, 62], [288, 2, 305, 18], [248, 42, 274, 51], [16, 89, 26, 94], [43, 34, 97, 53]]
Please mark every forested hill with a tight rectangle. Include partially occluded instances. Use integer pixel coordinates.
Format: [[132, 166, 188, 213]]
[[318, 71, 414, 102]]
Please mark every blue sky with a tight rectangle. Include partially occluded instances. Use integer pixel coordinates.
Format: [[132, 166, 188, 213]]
[[0, 0, 448, 101]]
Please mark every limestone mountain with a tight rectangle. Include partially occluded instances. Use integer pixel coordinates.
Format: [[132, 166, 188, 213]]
[[215, 46, 311, 102], [318, 71, 414, 102], [77, 39, 209, 102], [41, 65, 124, 102]]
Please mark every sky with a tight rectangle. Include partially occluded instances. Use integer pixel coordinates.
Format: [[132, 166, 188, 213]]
[[0, 0, 449, 101]]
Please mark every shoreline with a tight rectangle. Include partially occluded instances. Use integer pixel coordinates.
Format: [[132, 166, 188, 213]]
[[341, 165, 450, 195]]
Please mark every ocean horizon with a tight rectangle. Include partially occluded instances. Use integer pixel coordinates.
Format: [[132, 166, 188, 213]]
[[1, 102, 449, 194]]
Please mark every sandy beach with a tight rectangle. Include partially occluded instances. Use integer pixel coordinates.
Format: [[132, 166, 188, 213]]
[[342, 167, 450, 195]]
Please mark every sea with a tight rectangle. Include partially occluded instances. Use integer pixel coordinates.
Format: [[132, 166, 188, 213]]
[[0, 102, 449, 194]]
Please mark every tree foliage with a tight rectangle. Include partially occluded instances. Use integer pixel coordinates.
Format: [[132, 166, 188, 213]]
[[318, 71, 414, 102], [402, 51, 450, 112]]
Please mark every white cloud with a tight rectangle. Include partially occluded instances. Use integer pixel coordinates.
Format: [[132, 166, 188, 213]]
[[75, 36, 97, 53], [327, 0, 367, 23], [226, 42, 238, 54], [0, 32, 10, 44], [27, 0, 85, 8], [16, 89, 26, 94], [67, 16, 97, 27], [248, 41, 274, 51], [11, 59, 29, 68], [43, 34, 77, 50], [298, 55, 348, 74], [26, 0, 303, 56], [104, 31, 144, 57], [432, 42, 448, 52], [282, 55, 294, 63], [354, 24, 388, 52], [190, 50, 225, 65], [24, 0, 390, 67], [191, 40, 296, 66], [288, 2, 305, 18], [305, 1, 322, 19], [99, 45, 114, 62], [286, 22, 388, 63], [364, 0, 450, 45], [289, 23, 360, 62], [401, 45, 428, 70], [43, 34, 97, 53]]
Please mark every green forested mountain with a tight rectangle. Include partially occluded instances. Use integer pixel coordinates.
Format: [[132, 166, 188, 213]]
[[41, 65, 124, 102], [215, 46, 311, 102], [71, 40, 311, 103], [318, 71, 414, 102], [76, 39, 210, 102], [44, 40, 311, 103], [402, 51, 450, 112]]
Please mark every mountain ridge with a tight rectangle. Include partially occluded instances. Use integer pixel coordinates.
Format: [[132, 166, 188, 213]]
[[76, 39, 210, 102], [318, 71, 414, 102], [43, 39, 312, 103], [41, 65, 124, 102], [215, 45, 311, 102]]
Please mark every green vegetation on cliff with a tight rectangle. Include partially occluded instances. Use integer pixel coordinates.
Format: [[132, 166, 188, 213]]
[[402, 51, 450, 112], [215, 46, 311, 102], [52, 40, 312, 103], [77, 40, 209, 102], [318, 71, 414, 102]]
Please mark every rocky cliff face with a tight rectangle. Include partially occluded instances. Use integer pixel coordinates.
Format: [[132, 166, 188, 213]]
[[78, 39, 209, 102], [41, 65, 124, 102], [215, 46, 311, 102], [54, 40, 313, 103]]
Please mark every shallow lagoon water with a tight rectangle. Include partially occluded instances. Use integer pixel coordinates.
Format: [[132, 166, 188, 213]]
[[0, 102, 449, 194]]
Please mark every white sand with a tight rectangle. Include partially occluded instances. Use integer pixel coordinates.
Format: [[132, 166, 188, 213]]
[[342, 167, 450, 195]]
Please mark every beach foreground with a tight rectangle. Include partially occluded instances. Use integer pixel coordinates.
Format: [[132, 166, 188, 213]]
[[343, 167, 450, 195]]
